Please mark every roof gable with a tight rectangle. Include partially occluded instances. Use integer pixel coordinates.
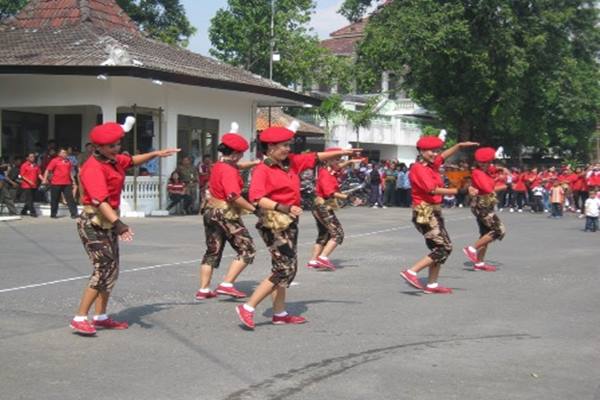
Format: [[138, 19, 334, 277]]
[[3, 0, 139, 34]]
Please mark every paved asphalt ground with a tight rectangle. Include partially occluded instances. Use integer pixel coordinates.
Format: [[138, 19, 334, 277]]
[[1, 207, 599, 400]]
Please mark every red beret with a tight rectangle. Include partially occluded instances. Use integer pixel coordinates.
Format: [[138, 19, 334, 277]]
[[474, 147, 496, 163], [221, 133, 249, 152], [89, 123, 125, 145], [259, 127, 295, 144], [325, 147, 342, 152], [416, 136, 444, 150]]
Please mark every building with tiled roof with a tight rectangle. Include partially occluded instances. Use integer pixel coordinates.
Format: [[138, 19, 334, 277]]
[[315, 0, 436, 164], [257, 107, 325, 152], [0, 0, 319, 216]]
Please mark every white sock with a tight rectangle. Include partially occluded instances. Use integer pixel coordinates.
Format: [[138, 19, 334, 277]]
[[243, 304, 255, 313], [319, 255, 329, 260], [274, 311, 288, 317], [199, 288, 210, 293], [93, 314, 108, 321], [73, 315, 87, 322], [475, 262, 485, 267], [219, 282, 233, 288], [468, 246, 476, 253], [427, 282, 439, 289], [407, 269, 417, 276]]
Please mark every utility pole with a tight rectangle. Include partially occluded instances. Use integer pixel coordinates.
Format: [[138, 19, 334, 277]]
[[268, 0, 275, 127]]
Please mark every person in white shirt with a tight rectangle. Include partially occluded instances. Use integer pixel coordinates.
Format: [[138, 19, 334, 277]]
[[583, 189, 599, 232]]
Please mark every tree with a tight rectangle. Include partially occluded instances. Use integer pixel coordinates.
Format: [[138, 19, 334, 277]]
[[345, 96, 380, 147], [209, 0, 348, 89], [116, 0, 196, 47], [338, 0, 372, 22], [348, 0, 600, 159], [0, 0, 196, 47], [314, 94, 344, 143], [0, 0, 27, 20]]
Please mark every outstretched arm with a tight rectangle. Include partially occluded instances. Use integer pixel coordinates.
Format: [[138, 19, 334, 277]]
[[132, 148, 180, 166], [440, 141, 479, 160]]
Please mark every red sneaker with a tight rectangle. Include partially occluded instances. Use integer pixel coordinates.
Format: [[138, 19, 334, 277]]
[[69, 319, 96, 335], [195, 290, 218, 300], [400, 270, 424, 289], [93, 318, 129, 330], [423, 285, 453, 294], [306, 261, 321, 270], [272, 314, 307, 325], [317, 257, 336, 271], [216, 284, 246, 298], [236, 305, 255, 330], [462, 246, 479, 263], [474, 263, 497, 272]]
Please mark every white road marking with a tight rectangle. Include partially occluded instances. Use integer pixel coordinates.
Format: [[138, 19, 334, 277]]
[[0, 216, 472, 294]]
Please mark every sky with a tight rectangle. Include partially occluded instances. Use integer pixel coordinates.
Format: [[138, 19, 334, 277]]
[[179, 0, 351, 56]]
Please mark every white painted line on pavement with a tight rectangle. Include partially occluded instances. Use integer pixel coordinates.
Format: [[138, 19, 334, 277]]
[[0, 216, 472, 294]]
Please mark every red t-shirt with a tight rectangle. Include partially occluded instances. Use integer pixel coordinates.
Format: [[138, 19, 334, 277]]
[[513, 173, 527, 192], [409, 155, 445, 206], [541, 171, 557, 190], [588, 171, 600, 187], [79, 153, 133, 208], [249, 153, 317, 206], [209, 161, 244, 201], [19, 161, 41, 189], [559, 173, 577, 189], [571, 174, 586, 191], [316, 167, 339, 199], [167, 182, 186, 194], [198, 163, 211, 187], [46, 157, 73, 185], [471, 168, 496, 195]]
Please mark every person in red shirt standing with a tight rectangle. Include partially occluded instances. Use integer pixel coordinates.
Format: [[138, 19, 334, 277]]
[[400, 136, 478, 294], [195, 123, 259, 300], [462, 148, 507, 272], [307, 148, 362, 271], [19, 153, 43, 218], [512, 168, 527, 212], [42, 148, 78, 218], [70, 117, 179, 336], [235, 122, 360, 330]]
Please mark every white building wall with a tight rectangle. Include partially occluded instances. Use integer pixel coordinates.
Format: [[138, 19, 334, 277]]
[[0, 74, 262, 213]]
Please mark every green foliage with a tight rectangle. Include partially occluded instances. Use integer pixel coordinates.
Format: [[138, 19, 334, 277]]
[[354, 0, 600, 160], [209, 0, 349, 89], [314, 94, 343, 140], [338, 0, 373, 22], [345, 96, 380, 146], [0, 0, 27, 20], [116, 0, 196, 47]]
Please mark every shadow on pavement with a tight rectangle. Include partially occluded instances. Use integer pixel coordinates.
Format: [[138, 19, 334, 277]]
[[113, 302, 196, 329]]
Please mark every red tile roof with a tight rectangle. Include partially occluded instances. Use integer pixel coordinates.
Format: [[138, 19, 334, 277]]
[[256, 108, 324, 136], [4, 0, 139, 34], [329, 18, 368, 38], [0, 0, 319, 105]]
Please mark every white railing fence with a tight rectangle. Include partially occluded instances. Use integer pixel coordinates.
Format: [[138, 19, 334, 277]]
[[120, 176, 166, 215]]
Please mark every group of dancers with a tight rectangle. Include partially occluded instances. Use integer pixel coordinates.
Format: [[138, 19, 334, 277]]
[[69, 118, 507, 335]]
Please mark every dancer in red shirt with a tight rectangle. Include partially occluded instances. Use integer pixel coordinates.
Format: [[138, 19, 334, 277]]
[[195, 123, 259, 300], [70, 117, 179, 336], [400, 136, 478, 294], [462, 148, 507, 271], [307, 148, 361, 271], [235, 122, 360, 329]]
